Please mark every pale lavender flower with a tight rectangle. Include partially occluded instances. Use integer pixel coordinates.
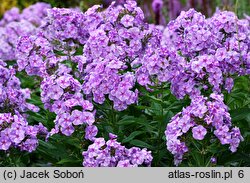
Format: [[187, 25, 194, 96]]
[[192, 125, 207, 140]]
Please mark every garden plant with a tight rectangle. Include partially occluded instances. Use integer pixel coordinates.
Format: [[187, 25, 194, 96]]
[[0, 0, 249, 167]]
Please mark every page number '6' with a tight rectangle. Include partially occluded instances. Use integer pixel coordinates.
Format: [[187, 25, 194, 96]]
[[238, 170, 244, 178]]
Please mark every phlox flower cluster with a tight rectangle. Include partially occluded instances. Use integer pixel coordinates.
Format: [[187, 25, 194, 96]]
[[165, 93, 243, 165], [160, 9, 249, 165], [0, 60, 47, 151], [82, 133, 152, 167], [0, 3, 50, 61], [0, 113, 47, 152], [41, 7, 89, 45], [161, 9, 250, 98], [15, 6, 99, 139], [0, 60, 39, 115], [15, 7, 87, 77], [83, 1, 156, 111], [41, 68, 97, 139]]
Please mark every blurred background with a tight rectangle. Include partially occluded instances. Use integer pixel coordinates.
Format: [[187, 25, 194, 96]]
[[0, 0, 250, 25]]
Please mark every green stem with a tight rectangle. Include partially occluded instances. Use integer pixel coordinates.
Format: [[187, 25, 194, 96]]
[[192, 140, 202, 153], [235, 0, 239, 16], [110, 103, 118, 134], [156, 85, 165, 166]]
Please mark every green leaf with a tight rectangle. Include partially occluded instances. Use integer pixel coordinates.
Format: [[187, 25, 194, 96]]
[[207, 142, 221, 154], [190, 150, 204, 166], [231, 108, 250, 122], [122, 131, 145, 143], [117, 115, 147, 126], [56, 158, 81, 165], [129, 139, 154, 149]]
